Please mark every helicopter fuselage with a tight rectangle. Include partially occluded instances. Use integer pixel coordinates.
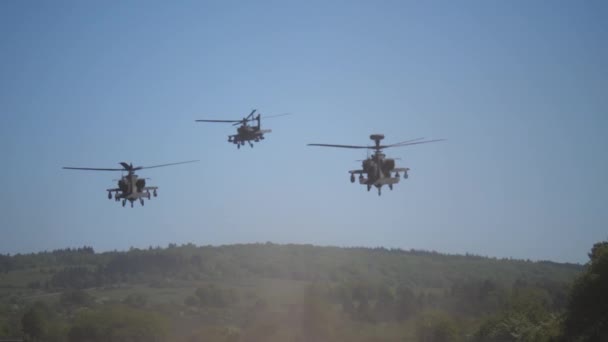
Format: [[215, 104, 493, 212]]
[[310, 133, 442, 195], [64, 160, 198, 207], [229, 124, 271, 147], [106, 172, 158, 206], [349, 152, 409, 195]]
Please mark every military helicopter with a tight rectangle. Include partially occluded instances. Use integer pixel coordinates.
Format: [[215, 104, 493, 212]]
[[62, 160, 199, 207], [308, 134, 443, 195], [195, 109, 290, 148]]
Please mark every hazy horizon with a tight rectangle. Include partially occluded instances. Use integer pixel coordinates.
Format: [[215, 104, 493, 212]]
[[2, 1, 607, 264]]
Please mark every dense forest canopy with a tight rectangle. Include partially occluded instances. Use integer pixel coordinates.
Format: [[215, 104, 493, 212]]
[[1, 242, 604, 341]]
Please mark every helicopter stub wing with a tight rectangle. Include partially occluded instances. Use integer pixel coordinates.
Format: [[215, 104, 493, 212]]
[[257, 129, 271, 134], [348, 170, 365, 174], [143, 186, 158, 191], [106, 188, 120, 192], [393, 167, 410, 173]]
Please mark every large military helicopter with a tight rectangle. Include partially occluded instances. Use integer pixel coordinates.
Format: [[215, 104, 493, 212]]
[[195, 109, 289, 148], [308, 134, 443, 196], [62, 160, 199, 207]]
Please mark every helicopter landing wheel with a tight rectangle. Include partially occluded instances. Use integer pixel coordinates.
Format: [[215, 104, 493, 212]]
[[140, 198, 144, 206], [350, 174, 355, 183], [378, 188, 382, 196], [367, 184, 371, 192], [153, 190, 157, 197], [108, 192, 112, 200], [122, 200, 126, 207], [389, 184, 393, 190], [237, 143, 241, 149], [146, 191, 151, 199], [130, 201, 134, 208]]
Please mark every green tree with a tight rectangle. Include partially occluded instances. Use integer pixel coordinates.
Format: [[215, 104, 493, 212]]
[[561, 241, 608, 341], [21, 302, 50, 341], [474, 286, 560, 342], [60, 289, 94, 309], [68, 305, 169, 342], [395, 286, 417, 320], [415, 310, 461, 342]]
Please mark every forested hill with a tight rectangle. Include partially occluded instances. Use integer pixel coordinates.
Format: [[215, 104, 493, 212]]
[[1, 243, 596, 341], [0, 243, 581, 290]]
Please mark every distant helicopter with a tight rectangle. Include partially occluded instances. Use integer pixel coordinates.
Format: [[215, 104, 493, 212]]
[[195, 109, 290, 148], [308, 134, 443, 195], [62, 160, 199, 207]]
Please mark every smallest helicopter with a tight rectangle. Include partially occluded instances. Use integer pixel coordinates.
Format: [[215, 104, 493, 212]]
[[62, 160, 199, 207], [195, 109, 290, 148]]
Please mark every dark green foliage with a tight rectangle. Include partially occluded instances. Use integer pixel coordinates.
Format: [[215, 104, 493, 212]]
[[561, 241, 608, 341], [395, 286, 418, 320], [104, 251, 184, 277], [0, 242, 591, 341], [0, 243, 583, 289], [123, 293, 148, 308], [415, 310, 461, 342], [474, 289, 560, 341], [21, 302, 49, 341], [448, 278, 508, 316], [67, 305, 169, 342], [60, 289, 94, 309], [50, 266, 98, 289], [21, 301, 67, 342], [0, 254, 15, 274], [5, 247, 96, 273], [194, 284, 238, 308]]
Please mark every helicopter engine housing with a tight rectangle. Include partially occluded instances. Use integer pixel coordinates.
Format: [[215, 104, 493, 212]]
[[136, 179, 146, 192], [362, 159, 375, 171], [383, 159, 395, 171], [118, 179, 128, 192]]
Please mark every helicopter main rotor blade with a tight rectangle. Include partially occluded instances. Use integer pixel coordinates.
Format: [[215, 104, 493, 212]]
[[62, 167, 125, 171], [262, 112, 292, 119], [390, 137, 425, 145], [135, 160, 200, 170], [385, 138, 446, 148], [232, 119, 248, 126], [195, 119, 242, 123], [309, 138, 444, 150], [307, 143, 371, 149]]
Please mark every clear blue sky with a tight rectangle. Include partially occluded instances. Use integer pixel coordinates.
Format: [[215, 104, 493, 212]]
[[1, 1, 606, 263]]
